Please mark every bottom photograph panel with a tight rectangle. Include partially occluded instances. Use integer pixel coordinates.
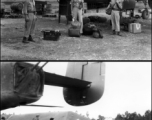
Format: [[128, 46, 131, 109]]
[[1, 62, 151, 120]]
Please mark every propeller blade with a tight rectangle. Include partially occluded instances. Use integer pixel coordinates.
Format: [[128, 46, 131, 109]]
[[21, 104, 63, 108]]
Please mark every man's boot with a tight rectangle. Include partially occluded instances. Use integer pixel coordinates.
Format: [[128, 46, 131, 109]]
[[112, 30, 116, 35], [116, 31, 123, 36], [28, 35, 35, 42], [22, 37, 29, 43]]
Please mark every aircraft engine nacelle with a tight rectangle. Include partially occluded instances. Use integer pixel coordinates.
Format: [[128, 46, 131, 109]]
[[1, 62, 45, 110], [63, 62, 105, 106]]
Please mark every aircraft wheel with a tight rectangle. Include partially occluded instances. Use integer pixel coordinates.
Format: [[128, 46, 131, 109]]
[[142, 9, 150, 19]]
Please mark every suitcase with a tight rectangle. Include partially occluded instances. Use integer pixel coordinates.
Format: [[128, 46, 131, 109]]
[[68, 27, 81, 37], [129, 23, 141, 33]]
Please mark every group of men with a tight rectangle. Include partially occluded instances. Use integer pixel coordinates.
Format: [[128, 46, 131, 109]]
[[22, 0, 123, 44]]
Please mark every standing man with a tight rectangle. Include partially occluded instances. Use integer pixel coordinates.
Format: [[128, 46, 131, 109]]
[[110, 0, 123, 36], [22, 0, 37, 43], [71, 0, 84, 34]]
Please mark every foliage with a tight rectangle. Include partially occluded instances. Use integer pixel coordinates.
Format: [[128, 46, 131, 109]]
[[98, 115, 105, 120], [115, 110, 151, 120]]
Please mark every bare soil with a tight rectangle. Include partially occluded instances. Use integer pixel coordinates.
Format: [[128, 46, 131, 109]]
[[1, 3, 151, 60]]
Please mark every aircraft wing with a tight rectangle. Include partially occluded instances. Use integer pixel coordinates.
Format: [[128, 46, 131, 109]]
[[21, 104, 63, 108], [44, 72, 91, 88]]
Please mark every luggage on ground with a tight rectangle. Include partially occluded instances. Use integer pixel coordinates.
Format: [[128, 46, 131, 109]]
[[42, 30, 61, 41], [83, 22, 96, 35], [70, 21, 81, 29], [68, 21, 81, 37], [68, 27, 81, 37], [128, 23, 142, 33], [92, 28, 103, 39], [83, 17, 90, 25]]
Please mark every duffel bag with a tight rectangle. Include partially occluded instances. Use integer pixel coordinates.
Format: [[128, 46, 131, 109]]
[[68, 27, 81, 37], [83, 22, 96, 35], [92, 27, 103, 39], [83, 17, 90, 25], [71, 21, 81, 29]]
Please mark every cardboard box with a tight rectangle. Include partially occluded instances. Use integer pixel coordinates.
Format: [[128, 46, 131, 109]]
[[129, 23, 142, 33]]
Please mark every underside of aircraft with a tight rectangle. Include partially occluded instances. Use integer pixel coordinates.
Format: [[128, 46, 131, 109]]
[[1, 62, 105, 110]]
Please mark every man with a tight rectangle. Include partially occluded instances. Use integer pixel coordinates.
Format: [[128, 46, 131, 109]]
[[22, 0, 37, 43], [110, 0, 123, 36], [71, 0, 84, 34]]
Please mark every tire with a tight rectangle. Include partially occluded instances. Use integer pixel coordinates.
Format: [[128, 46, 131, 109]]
[[142, 9, 150, 19]]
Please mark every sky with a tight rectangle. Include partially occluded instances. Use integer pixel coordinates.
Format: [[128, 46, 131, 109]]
[[1, 62, 151, 119]]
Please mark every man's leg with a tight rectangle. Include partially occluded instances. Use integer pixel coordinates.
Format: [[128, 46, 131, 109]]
[[29, 14, 37, 42], [115, 11, 122, 36], [72, 7, 78, 21], [78, 9, 83, 34], [23, 15, 32, 43], [111, 11, 116, 34]]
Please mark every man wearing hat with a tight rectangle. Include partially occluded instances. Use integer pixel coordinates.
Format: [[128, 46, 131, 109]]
[[110, 0, 123, 36], [22, 0, 37, 43]]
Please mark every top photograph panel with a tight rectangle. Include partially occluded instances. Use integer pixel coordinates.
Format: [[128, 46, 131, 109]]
[[1, 0, 151, 60]]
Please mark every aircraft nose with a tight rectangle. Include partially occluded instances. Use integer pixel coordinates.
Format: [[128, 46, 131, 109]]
[[1, 91, 20, 110]]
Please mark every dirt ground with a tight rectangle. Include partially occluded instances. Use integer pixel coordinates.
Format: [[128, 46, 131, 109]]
[[1, 3, 151, 60]]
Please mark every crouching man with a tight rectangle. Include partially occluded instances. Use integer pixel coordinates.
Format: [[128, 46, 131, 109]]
[[22, 0, 37, 43]]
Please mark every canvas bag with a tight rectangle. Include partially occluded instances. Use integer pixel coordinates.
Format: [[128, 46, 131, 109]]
[[105, 2, 116, 15], [71, 21, 81, 29]]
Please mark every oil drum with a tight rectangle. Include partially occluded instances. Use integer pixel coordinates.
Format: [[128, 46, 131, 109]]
[[123, 0, 136, 10]]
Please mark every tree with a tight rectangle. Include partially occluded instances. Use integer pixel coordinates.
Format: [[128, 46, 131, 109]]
[[98, 115, 105, 120], [125, 111, 130, 120], [86, 112, 89, 118], [115, 110, 152, 120], [115, 114, 124, 120], [144, 110, 151, 120]]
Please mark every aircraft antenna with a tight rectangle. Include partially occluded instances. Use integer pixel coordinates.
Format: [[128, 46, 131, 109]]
[[31, 62, 41, 71], [37, 62, 48, 72]]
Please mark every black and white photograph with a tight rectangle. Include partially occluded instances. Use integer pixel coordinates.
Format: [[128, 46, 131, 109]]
[[0, 0, 151, 60], [1, 62, 151, 120], [0, 0, 151, 119]]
